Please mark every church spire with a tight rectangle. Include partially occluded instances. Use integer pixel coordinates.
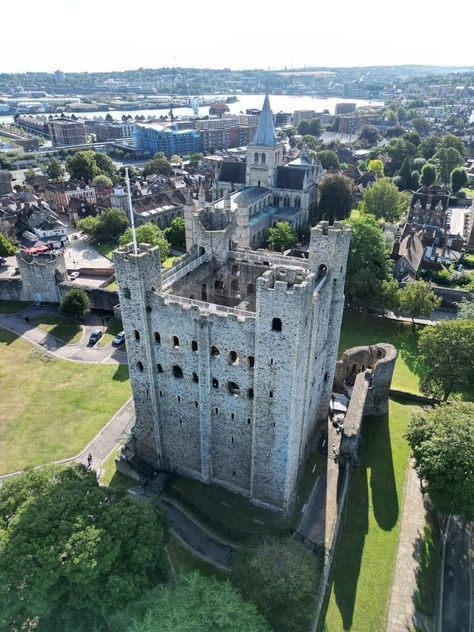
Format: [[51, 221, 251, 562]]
[[251, 94, 277, 147]]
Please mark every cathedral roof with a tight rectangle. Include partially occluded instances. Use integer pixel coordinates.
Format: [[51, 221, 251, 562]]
[[275, 166, 306, 190], [251, 94, 278, 147], [218, 161, 246, 184]]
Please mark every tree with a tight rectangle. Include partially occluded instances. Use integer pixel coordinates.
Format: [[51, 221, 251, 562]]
[[118, 165, 137, 178], [266, 222, 297, 252], [0, 232, 16, 257], [399, 280, 441, 323], [0, 465, 168, 631], [411, 118, 431, 136], [66, 150, 100, 183], [297, 119, 310, 136], [318, 174, 353, 222], [343, 213, 392, 308], [232, 538, 319, 632], [405, 403, 474, 520], [317, 149, 339, 170], [92, 174, 113, 191], [385, 125, 405, 139], [420, 163, 437, 187], [46, 159, 64, 180], [163, 216, 185, 250], [403, 131, 421, 147], [188, 152, 203, 168], [456, 298, 474, 320], [308, 118, 322, 137], [142, 157, 173, 178], [385, 137, 417, 173], [60, 287, 90, 318], [438, 133, 466, 158], [450, 167, 468, 193], [433, 147, 464, 184], [418, 136, 439, 160], [397, 106, 407, 122], [170, 154, 181, 164], [120, 222, 170, 262], [77, 214, 100, 239], [380, 278, 401, 314], [367, 159, 384, 176], [301, 134, 319, 150], [360, 177, 407, 222], [94, 152, 116, 177], [418, 320, 474, 400], [98, 207, 129, 241], [117, 572, 269, 632], [397, 157, 416, 191], [358, 125, 379, 146]]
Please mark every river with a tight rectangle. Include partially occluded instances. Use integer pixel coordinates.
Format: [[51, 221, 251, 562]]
[[0, 94, 383, 125]]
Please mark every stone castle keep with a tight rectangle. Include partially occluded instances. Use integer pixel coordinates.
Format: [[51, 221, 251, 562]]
[[114, 218, 351, 512]]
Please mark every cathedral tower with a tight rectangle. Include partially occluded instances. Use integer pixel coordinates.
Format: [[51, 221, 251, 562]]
[[246, 94, 284, 188]]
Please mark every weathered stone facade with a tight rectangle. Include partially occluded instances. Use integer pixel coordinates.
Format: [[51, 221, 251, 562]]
[[16, 250, 68, 303], [114, 220, 351, 512]]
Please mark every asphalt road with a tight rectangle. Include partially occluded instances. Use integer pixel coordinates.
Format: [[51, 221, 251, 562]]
[[441, 516, 472, 632]]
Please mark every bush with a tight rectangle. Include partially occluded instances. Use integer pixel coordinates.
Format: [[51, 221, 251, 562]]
[[60, 288, 90, 319]]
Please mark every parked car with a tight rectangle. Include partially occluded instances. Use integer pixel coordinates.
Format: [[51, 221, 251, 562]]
[[69, 271, 80, 280], [88, 330, 103, 346], [112, 331, 126, 347], [0, 257, 6, 266]]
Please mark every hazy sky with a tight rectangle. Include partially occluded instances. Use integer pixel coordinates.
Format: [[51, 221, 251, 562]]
[[2, 0, 473, 73]]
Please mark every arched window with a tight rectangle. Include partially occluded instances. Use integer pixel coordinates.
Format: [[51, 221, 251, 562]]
[[157, 363, 163, 373], [273, 195, 279, 206], [201, 283, 208, 301], [211, 345, 220, 358], [261, 153, 266, 165], [295, 197, 301, 208], [228, 381, 240, 396], [212, 377, 219, 389], [231, 264, 239, 276], [229, 351, 239, 365], [283, 195, 290, 207], [173, 365, 183, 378], [247, 283, 255, 295], [137, 361, 144, 372], [192, 372, 199, 383], [254, 152, 259, 164], [134, 330, 140, 341], [154, 332, 160, 344], [272, 318, 282, 332], [231, 279, 239, 293], [172, 336, 180, 348], [191, 340, 198, 352], [247, 388, 254, 400], [247, 355, 255, 368]]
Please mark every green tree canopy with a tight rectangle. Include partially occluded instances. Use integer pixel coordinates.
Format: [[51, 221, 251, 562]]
[[308, 118, 322, 137], [92, 174, 113, 191], [78, 207, 128, 242], [297, 119, 311, 135], [163, 216, 185, 250], [405, 402, 474, 520], [417, 136, 439, 160], [367, 159, 384, 175], [420, 163, 437, 187], [142, 157, 173, 178], [188, 152, 204, 167], [66, 150, 100, 183], [117, 572, 270, 632], [343, 213, 392, 308], [433, 147, 464, 183], [450, 167, 468, 193], [45, 158, 64, 180], [266, 222, 297, 252], [385, 137, 417, 173], [301, 134, 319, 150], [411, 118, 431, 136], [170, 154, 181, 164], [318, 174, 353, 222], [360, 177, 407, 222], [120, 222, 170, 262], [403, 131, 421, 147], [60, 287, 90, 318], [0, 232, 16, 257], [397, 157, 417, 191], [380, 278, 401, 314], [456, 298, 474, 320], [399, 280, 441, 323], [232, 537, 319, 632], [93, 152, 116, 177], [317, 149, 339, 170], [0, 465, 168, 631], [438, 133, 466, 157], [418, 319, 474, 400], [358, 125, 379, 146]]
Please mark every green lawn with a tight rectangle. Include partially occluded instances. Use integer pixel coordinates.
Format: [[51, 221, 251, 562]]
[[163, 255, 181, 269], [413, 511, 441, 619], [104, 280, 118, 292], [94, 240, 117, 260], [324, 399, 417, 632], [339, 312, 424, 394], [99, 317, 123, 347], [29, 314, 84, 344], [0, 300, 32, 314], [0, 327, 130, 475], [462, 253, 474, 268]]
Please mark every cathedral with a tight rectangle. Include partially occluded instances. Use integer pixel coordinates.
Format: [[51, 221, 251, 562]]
[[205, 94, 325, 250]]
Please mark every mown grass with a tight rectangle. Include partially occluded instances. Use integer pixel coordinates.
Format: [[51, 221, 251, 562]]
[[0, 300, 32, 314], [99, 317, 123, 347], [324, 400, 417, 632], [29, 314, 83, 344], [0, 327, 130, 475], [94, 240, 117, 260]]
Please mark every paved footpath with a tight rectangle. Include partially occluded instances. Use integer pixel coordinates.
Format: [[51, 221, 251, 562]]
[[386, 460, 428, 632], [0, 304, 127, 365]]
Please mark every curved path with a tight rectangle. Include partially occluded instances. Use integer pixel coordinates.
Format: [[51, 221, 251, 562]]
[[0, 304, 127, 365]]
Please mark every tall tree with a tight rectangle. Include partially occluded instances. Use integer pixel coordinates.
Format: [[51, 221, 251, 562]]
[[116, 572, 270, 632], [405, 403, 474, 520], [308, 118, 322, 137], [66, 150, 100, 183], [456, 298, 474, 320], [94, 152, 116, 177], [417, 136, 439, 160], [433, 147, 464, 184], [60, 288, 90, 319], [92, 174, 113, 192], [232, 538, 319, 632], [120, 222, 170, 262], [343, 213, 392, 308], [450, 167, 468, 193], [411, 118, 431, 136], [397, 157, 416, 191], [358, 125, 379, 146], [0, 232, 16, 257], [438, 133, 466, 157], [420, 163, 437, 187], [399, 280, 441, 323], [385, 137, 417, 173], [0, 465, 168, 632], [46, 158, 64, 180], [418, 319, 474, 400], [317, 149, 339, 170], [318, 174, 353, 222], [297, 120, 310, 135], [163, 216, 185, 250], [367, 159, 384, 176], [360, 177, 407, 222], [142, 157, 173, 177], [266, 222, 297, 252]]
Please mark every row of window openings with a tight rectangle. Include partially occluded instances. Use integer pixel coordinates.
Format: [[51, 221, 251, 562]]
[[176, 410, 252, 425], [134, 318, 282, 347]]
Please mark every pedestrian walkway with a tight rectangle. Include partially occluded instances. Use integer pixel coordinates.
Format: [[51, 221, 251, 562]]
[[386, 460, 427, 632], [0, 304, 126, 365]]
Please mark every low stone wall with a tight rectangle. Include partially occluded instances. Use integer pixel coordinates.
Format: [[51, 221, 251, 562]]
[[0, 278, 22, 301], [59, 282, 118, 312], [433, 285, 473, 307]]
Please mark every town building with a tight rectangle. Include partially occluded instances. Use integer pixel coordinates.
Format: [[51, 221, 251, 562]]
[[134, 124, 201, 158], [113, 218, 351, 512], [0, 170, 13, 195], [47, 117, 87, 147], [43, 182, 97, 213], [335, 102, 357, 116], [293, 110, 316, 125]]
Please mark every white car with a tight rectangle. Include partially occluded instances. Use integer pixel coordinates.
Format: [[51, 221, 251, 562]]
[[69, 271, 80, 280]]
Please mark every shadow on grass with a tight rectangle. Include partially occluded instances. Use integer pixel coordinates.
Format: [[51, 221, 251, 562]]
[[0, 327, 19, 346], [330, 415, 398, 630], [112, 364, 129, 382], [413, 510, 440, 619]]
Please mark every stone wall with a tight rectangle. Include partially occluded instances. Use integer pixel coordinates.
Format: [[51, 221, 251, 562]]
[[59, 283, 118, 312], [0, 278, 22, 301], [16, 250, 68, 303]]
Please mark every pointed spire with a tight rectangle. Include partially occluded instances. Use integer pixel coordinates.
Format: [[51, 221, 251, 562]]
[[251, 94, 277, 147]]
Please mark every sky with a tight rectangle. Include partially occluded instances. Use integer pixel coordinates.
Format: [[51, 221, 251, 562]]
[[1, 0, 474, 73]]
